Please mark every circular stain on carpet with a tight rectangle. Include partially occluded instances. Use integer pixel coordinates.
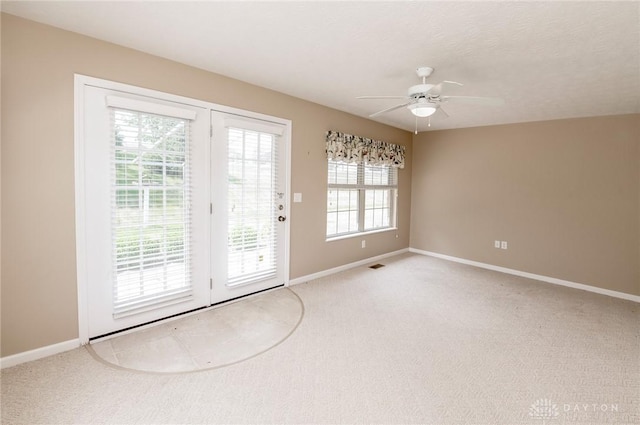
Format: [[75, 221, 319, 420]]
[[87, 288, 304, 373]]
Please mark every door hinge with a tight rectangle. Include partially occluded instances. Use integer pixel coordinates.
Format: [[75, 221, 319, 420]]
[[210, 125, 213, 137], [210, 203, 213, 214], [210, 278, 212, 289]]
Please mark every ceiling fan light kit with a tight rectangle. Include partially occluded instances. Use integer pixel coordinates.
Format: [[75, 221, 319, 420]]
[[408, 102, 437, 117]]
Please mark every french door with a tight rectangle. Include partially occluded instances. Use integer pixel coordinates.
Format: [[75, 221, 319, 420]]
[[81, 83, 211, 338], [77, 76, 290, 340], [210, 112, 288, 304]]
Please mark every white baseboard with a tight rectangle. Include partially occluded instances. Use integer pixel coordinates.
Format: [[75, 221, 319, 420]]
[[410, 248, 640, 303], [289, 248, 410, 286], [0, 339, 81, 369]]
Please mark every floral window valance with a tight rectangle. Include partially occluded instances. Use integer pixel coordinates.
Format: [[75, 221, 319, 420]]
[[325, 130, 405, 169]]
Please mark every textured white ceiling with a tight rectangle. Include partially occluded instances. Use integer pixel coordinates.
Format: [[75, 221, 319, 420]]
[[2, 1, 639, 132]]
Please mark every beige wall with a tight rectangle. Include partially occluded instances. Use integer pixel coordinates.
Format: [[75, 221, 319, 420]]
[[411, 115, 640, 296], [3, 12, 638, 359], [0, 14, 412, 357]]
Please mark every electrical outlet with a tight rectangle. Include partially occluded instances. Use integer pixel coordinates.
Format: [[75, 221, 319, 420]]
[[501, 241, 508, 250], [362, 240, 366, 248], [494, 240, 501, 248]]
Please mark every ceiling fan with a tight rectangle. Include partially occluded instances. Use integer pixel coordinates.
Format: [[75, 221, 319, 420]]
[[357, 66, 504, 132]]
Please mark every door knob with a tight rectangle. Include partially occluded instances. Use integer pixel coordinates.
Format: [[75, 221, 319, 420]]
[[278, 216, 286, 222]]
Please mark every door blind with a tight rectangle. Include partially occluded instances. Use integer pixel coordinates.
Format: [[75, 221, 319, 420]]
[[226, 127, 279, 286], [110, 107, 192, 316]]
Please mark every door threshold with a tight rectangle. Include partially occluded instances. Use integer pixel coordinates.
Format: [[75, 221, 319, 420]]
[[90, 284, 285, 343], [211, 283, 285, 307]]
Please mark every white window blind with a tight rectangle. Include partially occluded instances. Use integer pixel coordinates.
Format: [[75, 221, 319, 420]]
[[110, 107, 192, 316], [327, 160, 397, 237], [227, 126, 279, 287]]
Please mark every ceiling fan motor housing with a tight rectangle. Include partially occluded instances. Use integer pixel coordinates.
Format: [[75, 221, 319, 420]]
[[408, 84, 435, 98]]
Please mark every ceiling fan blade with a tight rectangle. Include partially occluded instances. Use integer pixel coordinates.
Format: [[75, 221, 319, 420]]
[[428, 80, 463, 95], [441, 96, 505, 106], [357, 95, 409, 100], [439, 106, 450, 118], [369, 102, 411, 117]]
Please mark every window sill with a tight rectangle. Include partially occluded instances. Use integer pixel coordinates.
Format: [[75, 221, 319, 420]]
[[326, 227, 398, 242]]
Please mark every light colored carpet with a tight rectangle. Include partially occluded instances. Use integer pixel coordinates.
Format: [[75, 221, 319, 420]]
[[88, 288, 303, 373], [2, 253, 638, 424]]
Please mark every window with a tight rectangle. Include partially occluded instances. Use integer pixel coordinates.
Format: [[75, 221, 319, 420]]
[[326, 159, 397, 238], [324, 130, 404, 239]]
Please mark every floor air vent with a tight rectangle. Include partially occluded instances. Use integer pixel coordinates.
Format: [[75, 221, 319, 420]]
[[369, 264, 385, 269]]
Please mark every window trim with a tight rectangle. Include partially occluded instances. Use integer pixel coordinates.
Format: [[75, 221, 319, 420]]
[[326, 226, 398, 242]]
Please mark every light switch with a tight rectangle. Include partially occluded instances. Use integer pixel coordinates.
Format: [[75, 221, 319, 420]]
[[293, 193, 302, 203]]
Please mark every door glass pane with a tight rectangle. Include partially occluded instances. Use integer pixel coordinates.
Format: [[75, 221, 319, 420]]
[[227, 128, 278, 286], [112, 109, 191, 315]]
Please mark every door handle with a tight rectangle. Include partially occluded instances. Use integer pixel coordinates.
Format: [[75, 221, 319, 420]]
[[278, 216, 286, 222]]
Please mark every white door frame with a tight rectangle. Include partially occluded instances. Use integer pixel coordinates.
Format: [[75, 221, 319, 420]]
[[74, 75, 291, 344]]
